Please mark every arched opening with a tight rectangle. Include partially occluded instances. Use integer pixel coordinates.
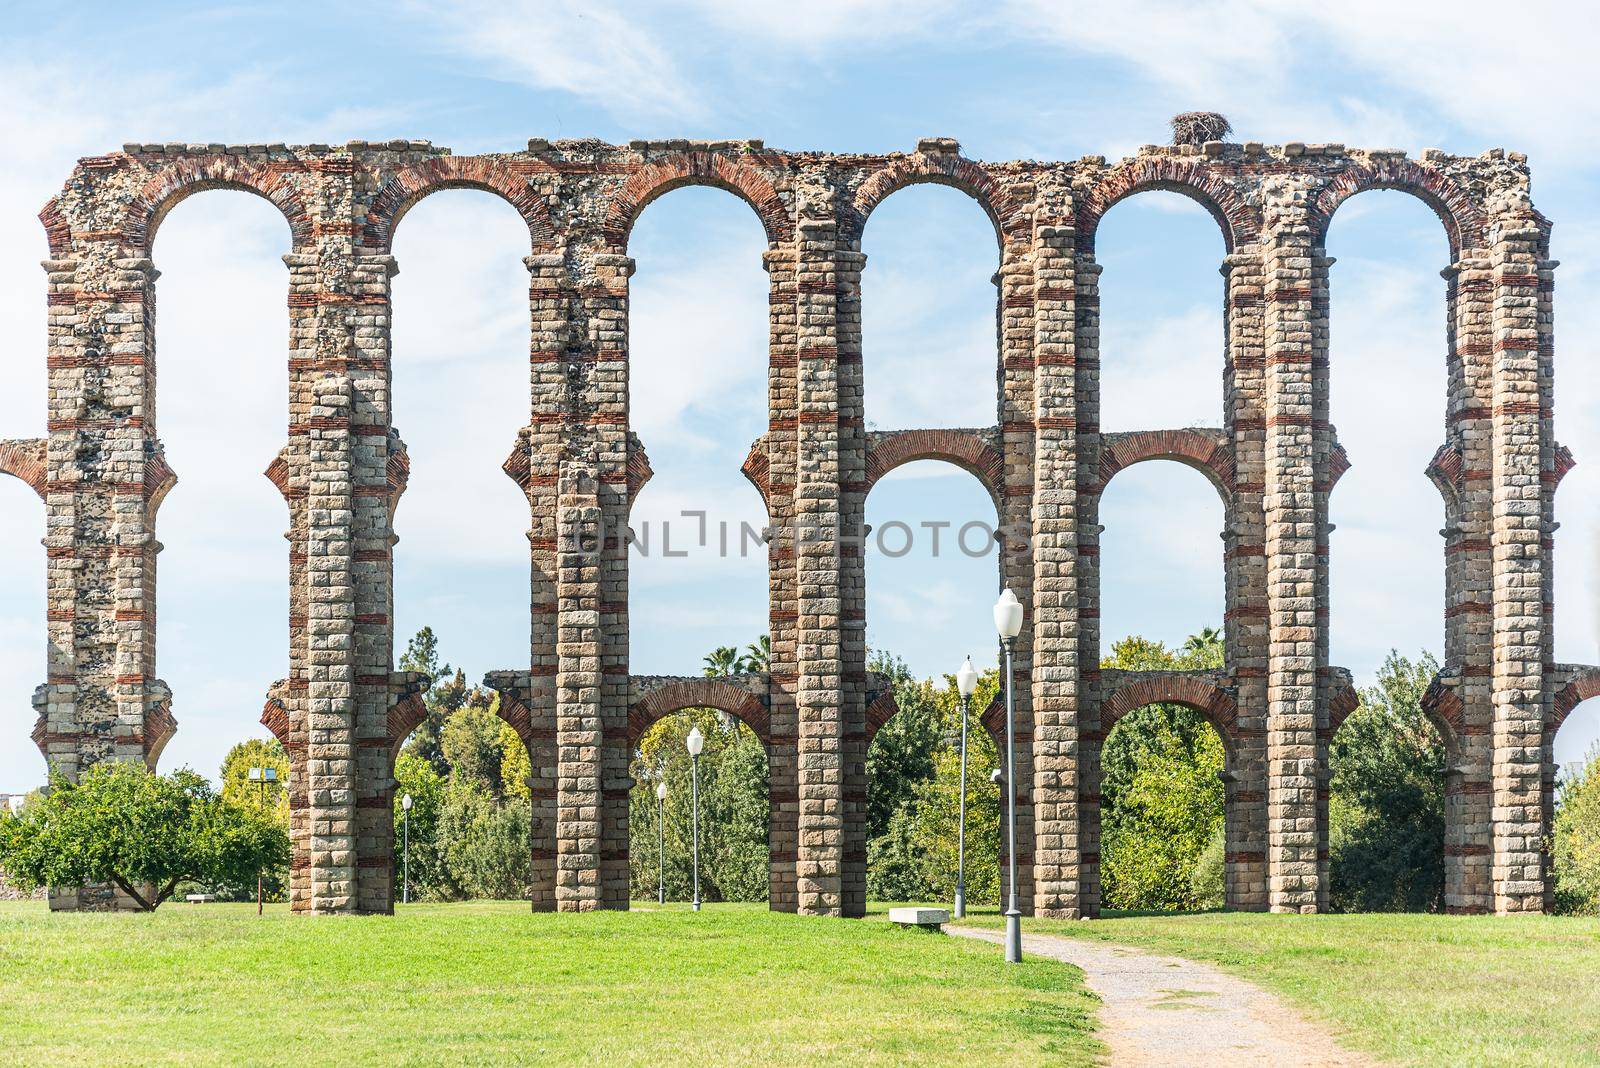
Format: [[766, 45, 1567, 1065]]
[[1552, 695, 1600, 915], [860, 184, 998, 431], [389, 190, 531, 674], [386, 665, 540, 905], [629, 703, 771, 906], [862, 458, 1000, 905], [1094, 191, 1225, 433], [149, 190, 291, 780], [1324, 191, 1455, 910], [1326, 653, 1448, 912], [627, 186, 768, 671], [625, 184, 771, 905], [0, 478, 44, 790], [1093, 461, 1235, 912]]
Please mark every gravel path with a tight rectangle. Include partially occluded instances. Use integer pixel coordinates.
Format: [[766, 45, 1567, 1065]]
[[948, 926, 1374, 1066]]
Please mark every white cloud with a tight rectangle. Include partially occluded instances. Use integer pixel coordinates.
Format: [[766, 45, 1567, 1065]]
[[401, 0, 706, 123]]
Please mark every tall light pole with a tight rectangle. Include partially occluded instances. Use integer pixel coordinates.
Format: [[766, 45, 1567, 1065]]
[[656, 779, 668, 905], [993, 587, 1024, 963], [247, 765, 278, 915], [954, 656, 978, 920], [400, 793, 413, 905], [686, 725, 704, 912]]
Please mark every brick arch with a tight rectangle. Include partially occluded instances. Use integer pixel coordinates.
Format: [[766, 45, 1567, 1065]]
[[1419, 672, 1468, 759], [1553, 669, 1600, 735], [1076, 158, 1258, 253], [741, 437, 771, 515], [365, 155, 557, 251], [602, 151, 791, 249], [118, 157, 314, 253], [1090, 429, 1234, 505], [1311, 160, 1484, 258], [1099, 674, 1239, 752], [628, 678, 771, 748], [849, 153, 1026, 245], [864, 690, 901, 742], [864, 429, 1004, 513], [0, 439, 47, 500], [1327, 680, 1362, 737]]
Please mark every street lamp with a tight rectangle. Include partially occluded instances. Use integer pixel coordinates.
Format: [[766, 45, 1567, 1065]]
[[686, 725, 704, 912], [954, 656, 978, 920], [247, 766, 278, 915], [993, 587, 1024, 963], [656, 780, 668, 906], [400, 792, 414, 906]]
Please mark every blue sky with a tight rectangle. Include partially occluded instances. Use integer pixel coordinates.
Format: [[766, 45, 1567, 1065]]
[[1, 1, 1597, 788]]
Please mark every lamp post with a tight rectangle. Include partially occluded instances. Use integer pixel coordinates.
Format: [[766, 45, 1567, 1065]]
[[247, 766, 278, 915], [993, 587, 1024, 963], [400, 793, 413, 905], [686, 725, 704, 912], [656, 780, 668, 905], [954, 656, 978, 920]]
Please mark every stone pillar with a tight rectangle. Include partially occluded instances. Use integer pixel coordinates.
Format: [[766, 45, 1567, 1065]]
[[34, 239, 174, 909], [762, 244, 801, 912], [1261, 200, 1323, 912], [793, 189, 845, 916], [1487, 208, 1549, 914], [1222, 249, 1270, 911], [1028, 220, 1080, 918], [555, 459, 603, 910], [836, 245, 869, 918]]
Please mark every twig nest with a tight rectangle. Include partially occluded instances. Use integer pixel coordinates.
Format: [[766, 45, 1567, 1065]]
[[1171, 112, 1232, 146]]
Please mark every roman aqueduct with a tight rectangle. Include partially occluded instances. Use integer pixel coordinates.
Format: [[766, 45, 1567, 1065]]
[[0, 132, 1588, 916]]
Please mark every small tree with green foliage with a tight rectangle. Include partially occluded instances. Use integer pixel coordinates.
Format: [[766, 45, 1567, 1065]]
[[1328, 650, 1446, 912], [0, 763, 288, 910], [1553, 742, 1600, 915]]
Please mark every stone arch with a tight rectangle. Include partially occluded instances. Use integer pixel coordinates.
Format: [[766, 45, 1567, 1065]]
[[627, 676, 771, 747], [0, 439, 47, 499], [1099, 672, 1239, 755], [1076, 158, 1259, 253], [114, 156, 313, 253], [863, 429, 1004, 513], [365, 155, 557, 251], [1090, 429, 1234, 506], [1553, 668, 1600, 736], [602, 151, 792, 250], [849, 152, 1026, 246], [1311, 160, 1485, 258]]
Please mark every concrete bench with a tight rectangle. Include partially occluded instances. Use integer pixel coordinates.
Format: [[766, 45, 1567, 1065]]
[[888, 907, 949, 930], [184, 893, 216, 904]]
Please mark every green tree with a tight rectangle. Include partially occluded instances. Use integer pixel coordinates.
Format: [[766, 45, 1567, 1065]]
[[865, 651, 942, 844], [703, 646, 742, 677], [436, 782, 532, 900], [219, 738, 290, 824], [0, 763, 288, 910], [742, 635, 771, 673], [398, 627, 468, 776], [1099, 633, 1227, 912], [1328, 650, 1446, 912], [393, 753, 450, 900], [868, 665, 1003, 904], [630, 702, 769, 903], [1553, 743, 1600, 915], [440, 692, 512, 797]]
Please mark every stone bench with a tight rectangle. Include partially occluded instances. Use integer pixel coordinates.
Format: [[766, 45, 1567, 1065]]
[[888, 907, 949, 930], [183, 893, 216, 904]]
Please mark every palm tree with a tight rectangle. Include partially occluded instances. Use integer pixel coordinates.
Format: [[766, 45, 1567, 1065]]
[[703, 646, 741, 678], [741, 635, 771, 674], [1181, 627, 1224, 668]]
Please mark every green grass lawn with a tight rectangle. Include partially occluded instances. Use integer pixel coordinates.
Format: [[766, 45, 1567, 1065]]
[[0, 899, 1100, 1067], [957, 907, 1600, 1066]]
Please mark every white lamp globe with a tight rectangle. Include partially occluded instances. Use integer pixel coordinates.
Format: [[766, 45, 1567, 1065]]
[[401, 793, 413, 811], [956, 656, 979, 698], [686, 725, 705, 757], [993, 588, 1024, 639], [656, 781, 668, 801]]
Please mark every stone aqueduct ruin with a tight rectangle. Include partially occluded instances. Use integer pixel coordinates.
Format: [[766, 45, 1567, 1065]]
[[0, 132, 1591, 917]]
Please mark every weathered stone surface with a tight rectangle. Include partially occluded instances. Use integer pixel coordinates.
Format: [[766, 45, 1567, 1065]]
[[3, 136, 1579, 917]]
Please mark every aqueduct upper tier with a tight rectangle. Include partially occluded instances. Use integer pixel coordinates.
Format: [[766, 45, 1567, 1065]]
[[1, 133, 1581, 916]]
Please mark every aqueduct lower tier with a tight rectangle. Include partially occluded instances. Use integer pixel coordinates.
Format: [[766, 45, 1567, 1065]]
[[1, 134, 1588, 916]]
